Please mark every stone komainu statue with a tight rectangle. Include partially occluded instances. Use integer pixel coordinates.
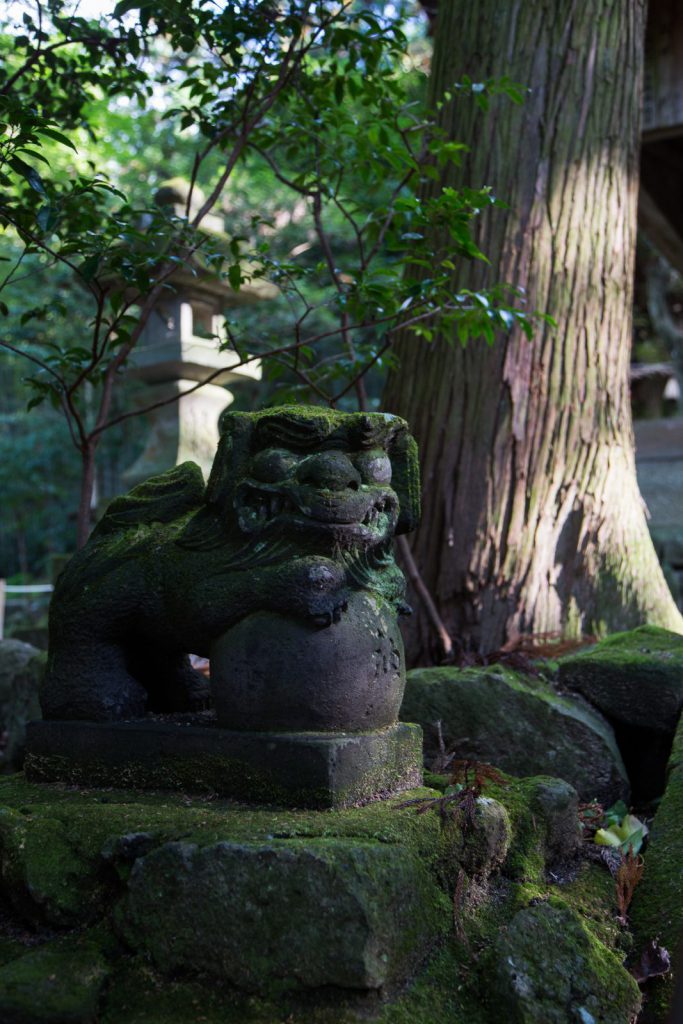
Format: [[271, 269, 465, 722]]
[[42, 407, 420, 726]]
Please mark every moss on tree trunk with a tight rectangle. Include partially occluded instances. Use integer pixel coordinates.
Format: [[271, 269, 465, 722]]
[[384, 0, 683, 660]]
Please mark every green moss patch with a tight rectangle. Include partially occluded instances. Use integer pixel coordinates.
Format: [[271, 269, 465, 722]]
[[488, 903, 641, 1023], [630, 711, 683, 1022], [0, 928, 111, 1023]]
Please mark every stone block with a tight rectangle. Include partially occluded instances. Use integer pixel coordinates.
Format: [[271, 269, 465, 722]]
[[558, 624, 683, 733], [25, 719, 423, 809], [117, 837, 448, 992]]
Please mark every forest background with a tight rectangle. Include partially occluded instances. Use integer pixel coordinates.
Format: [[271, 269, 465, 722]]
[[2, 0, 680, 662], [0, 0, 530, 570]]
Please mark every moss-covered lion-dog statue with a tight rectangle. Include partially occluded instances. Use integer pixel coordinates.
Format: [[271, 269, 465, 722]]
[[42, 406, 420, 722]]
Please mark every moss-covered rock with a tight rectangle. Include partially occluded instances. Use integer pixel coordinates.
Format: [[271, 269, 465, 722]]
[[558, 624, 683, 733], [458, 797, 511, 879], [529, 778, 582, 866], [0, 640, 43, 773], [489, 903, 641, 1023], [0, 807, 109, 927], [400, 665, 628, 804], [484, 776, 581, 884]]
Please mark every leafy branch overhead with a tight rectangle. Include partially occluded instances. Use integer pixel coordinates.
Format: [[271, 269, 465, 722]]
[[0, 1, 542, 545]]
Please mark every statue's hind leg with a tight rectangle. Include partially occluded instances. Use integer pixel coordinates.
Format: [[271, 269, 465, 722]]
[[41, 638, 147, 722]]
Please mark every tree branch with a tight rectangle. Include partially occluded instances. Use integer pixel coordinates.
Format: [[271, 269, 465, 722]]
[[396, 535, 453, 659]]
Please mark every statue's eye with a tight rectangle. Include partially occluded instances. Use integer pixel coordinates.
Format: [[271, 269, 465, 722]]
[[250, 448, 299, 482], [354, 450, 392, 485]]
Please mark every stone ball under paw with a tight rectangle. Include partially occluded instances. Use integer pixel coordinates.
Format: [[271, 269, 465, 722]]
[[210, 590, 405, 732]]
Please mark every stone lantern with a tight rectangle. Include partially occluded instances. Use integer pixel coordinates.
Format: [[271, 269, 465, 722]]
[[121, 179, 278, 488]]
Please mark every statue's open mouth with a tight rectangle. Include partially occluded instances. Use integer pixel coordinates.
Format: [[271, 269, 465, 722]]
[[235, 480, 398, 539], [360, 498, 391, 527]]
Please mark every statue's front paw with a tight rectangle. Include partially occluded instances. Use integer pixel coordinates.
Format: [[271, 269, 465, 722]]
[[308, 591, 350, 627], [303, 562, 348, 626]]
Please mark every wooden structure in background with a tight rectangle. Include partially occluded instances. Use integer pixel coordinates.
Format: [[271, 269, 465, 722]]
[[641, 0, 683, 274], [637, 2, 683, 597]]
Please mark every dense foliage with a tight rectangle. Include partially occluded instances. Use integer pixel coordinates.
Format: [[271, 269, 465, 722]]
[[1, 0, 536, 561]]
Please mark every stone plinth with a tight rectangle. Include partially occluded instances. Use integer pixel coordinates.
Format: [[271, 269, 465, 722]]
[[25, 719, 422, 809], [0, 770, 645, 1022]]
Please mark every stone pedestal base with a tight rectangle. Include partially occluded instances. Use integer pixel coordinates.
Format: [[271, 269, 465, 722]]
[[0, 772, 450, 1015], [25, 719, 423, 809]]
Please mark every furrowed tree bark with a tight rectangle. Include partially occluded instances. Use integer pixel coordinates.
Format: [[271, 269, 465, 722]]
[[384, 0, 683, 662]]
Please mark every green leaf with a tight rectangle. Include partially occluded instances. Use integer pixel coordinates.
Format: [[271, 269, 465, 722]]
[[595, 827, 622, 849], [9, 156, 46, 195], [37, 127, 77, 151], [113, 0, 141, 16], [79, 255, 100, 281], [21, 149, 51, 167], [228, 264, 242, 290], [36, 204, 58, 233], [604, 800, 629, 826], [595, 811, 648, 854]]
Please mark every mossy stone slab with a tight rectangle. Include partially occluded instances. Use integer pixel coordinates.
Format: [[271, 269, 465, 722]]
[[558, 625, 683, 733], [117, 836, 448, 993], [25, 719, 422, 809], [400, 665, 628, 804]]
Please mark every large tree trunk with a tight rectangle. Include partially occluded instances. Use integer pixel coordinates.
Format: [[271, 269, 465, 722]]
[[384, 0, 683, 662]]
